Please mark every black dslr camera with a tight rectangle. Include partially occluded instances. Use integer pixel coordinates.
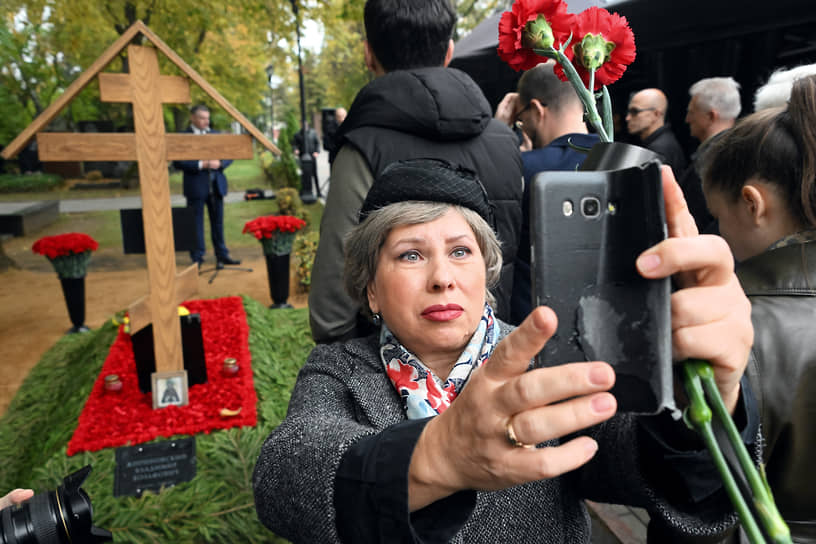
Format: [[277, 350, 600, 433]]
[[0, 465, 112, 544]]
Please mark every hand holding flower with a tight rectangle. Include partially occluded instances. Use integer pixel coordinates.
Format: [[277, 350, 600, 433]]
[[636, 166, 752, 413]]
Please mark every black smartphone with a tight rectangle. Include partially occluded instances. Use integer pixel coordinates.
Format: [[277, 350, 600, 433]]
[[530, 162, 674, 414]]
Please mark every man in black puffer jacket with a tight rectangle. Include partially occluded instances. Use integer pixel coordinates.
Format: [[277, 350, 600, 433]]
[[309, 0, 524, 343]]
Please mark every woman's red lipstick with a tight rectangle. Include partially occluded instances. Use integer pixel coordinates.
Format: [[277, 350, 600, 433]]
[[421, 304, 464, 322]]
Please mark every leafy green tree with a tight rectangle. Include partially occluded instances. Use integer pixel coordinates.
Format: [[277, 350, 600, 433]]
[[1, 0, 505, 160], [1, 1, 291, 140]]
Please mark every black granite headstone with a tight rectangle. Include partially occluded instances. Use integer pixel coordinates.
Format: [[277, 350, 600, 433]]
[[131, 313, 207, 393]]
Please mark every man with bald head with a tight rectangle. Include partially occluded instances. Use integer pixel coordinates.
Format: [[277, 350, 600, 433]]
[[625, 88, 687, 173]]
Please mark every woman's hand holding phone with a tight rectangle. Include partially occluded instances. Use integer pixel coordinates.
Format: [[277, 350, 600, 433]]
[[636, 166, 752, 414]]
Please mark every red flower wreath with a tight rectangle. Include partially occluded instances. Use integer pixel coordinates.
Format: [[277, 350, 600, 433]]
[[553, 7, 636, 90], [497, 0, 574, 72]]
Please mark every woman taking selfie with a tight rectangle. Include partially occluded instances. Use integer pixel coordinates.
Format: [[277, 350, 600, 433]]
[[254, 158, 758, 542], [703, 74, 816, 541]]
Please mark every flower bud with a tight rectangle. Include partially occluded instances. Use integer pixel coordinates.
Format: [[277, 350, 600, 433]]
[[574, 32, 615, 72], [522, 15, 555, 50]]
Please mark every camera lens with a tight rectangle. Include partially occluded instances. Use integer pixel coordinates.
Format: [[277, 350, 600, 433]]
[[0, 466, 111, 544], [581, 197, 600, 218]]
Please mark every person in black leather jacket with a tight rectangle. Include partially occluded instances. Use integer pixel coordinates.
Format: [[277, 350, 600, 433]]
[[703, 73, 816, 542]]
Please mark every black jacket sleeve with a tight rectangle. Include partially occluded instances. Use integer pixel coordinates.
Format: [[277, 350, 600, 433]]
[[335, 418, 477, 544]]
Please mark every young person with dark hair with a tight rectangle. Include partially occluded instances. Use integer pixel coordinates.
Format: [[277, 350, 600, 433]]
[[363, 0, 456, 71], [308, 0, 524, 344], [702, 74, 816, 540]]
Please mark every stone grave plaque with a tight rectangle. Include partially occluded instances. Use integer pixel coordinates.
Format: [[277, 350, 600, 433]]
[[114, 437, 196, 497]]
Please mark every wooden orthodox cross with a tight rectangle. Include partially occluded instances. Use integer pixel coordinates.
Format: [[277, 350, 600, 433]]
[[1, 22, 278, 401]]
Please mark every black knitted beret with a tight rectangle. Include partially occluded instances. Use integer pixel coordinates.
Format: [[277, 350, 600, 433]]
[[358, 158, 494, 227]]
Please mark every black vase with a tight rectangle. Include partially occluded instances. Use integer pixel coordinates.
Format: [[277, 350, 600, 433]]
[[265, 253, 293, 309], [60, 276, 89, 333], [579, 141, 661, 172]]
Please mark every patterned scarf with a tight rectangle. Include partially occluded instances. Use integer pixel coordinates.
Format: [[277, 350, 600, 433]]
[[379, 303, 499, 419]]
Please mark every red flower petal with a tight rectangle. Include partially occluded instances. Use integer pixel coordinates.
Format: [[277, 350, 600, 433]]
[[33, 232, 98, 258], [497, 0, 575, 72], [242, 215, 305, 240]]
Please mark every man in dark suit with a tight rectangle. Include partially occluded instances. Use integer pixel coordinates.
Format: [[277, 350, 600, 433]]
[[625, 88, 687, 174], [172, 104, 240, 267], [291, 123, 322, 198]]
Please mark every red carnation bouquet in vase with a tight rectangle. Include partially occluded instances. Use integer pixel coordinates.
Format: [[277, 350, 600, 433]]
[[32, 232, 99, 278], [498, 0, 635, 143], [32, 232, 99, 333], [243, 215, 306, 256], [244, 215, 307, 308]]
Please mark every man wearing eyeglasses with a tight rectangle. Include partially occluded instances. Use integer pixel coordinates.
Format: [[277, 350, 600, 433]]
[[625, 88, 687, 174], [494, 62, 599, 325]]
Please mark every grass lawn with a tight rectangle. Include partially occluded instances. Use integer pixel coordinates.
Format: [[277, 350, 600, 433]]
[[0, 157, 270, 202], [33, 200, 323, 253], [0, 297, 310, 543]]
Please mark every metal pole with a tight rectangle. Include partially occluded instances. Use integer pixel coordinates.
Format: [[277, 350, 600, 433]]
[[289, 0, 315, 203]]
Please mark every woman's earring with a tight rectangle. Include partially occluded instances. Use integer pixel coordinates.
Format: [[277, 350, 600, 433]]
[[372, 313, 382, 326]]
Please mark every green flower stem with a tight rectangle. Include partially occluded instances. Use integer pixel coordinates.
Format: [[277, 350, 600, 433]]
[[682, 359, 793, 544], [601, 86, 613, 142], [260, 232, 297, 256], [682, 361, 764, 542], [532, 47, 610, 142], [693, 361, 792, 543], [588, 69, 596, 104], [49, 251, 92, 278]]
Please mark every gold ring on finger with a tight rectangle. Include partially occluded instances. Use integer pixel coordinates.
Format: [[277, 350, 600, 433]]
[[505, 417, 535, 449]]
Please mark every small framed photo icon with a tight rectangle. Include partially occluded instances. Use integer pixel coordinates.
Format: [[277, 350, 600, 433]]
[[151, 370, 189, 409]]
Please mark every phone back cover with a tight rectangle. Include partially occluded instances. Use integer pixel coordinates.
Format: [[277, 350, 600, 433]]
[[530, 163, 674, 414]]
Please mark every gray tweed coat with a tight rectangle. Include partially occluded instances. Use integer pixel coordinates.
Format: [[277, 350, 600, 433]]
[[253, 322, 746, 543]]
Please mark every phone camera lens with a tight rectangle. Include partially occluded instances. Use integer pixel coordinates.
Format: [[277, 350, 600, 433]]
[[581, 197, 600, 218]]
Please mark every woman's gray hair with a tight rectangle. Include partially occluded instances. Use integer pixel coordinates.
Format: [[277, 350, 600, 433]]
[[344, 201, 502, 317]]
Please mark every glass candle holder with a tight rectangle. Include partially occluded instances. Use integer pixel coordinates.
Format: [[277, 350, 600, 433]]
[[104, 374, 123, 393], [222, 357, 239, 377]]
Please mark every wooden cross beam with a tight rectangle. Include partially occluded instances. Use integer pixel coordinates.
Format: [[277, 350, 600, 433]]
[[34, 43, 254, 376]]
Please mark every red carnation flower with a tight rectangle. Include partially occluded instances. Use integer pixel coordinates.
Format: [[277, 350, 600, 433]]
[[553, 7, 635, 90], [242, 215, 306, 240], [32, 232, 99, 259], [497, 0, 574, 72]]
